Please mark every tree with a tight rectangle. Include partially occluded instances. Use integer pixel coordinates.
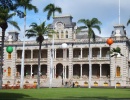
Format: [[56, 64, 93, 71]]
[[14, 0, 38, 89], [43, 3, 62, 88], [77, 18, 102, 88], [110, 47, 124, 57], [0, 0, 25, 18], [43, 3, 62, 20], [26, 21, 54, 89], [0, 7, 20, 89]]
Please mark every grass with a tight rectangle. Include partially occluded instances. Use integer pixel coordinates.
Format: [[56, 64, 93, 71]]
[[0, 88, 130, 100]]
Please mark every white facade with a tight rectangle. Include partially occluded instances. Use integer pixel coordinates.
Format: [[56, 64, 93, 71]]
[[2, 15, 130, 87]]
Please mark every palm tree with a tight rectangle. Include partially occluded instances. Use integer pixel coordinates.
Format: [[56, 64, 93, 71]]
[[43, 3, 62, 88], [26, 21, 53, 89], [77, 18, 102, 88], [0, 7, 20, 89], [14, 0, 38, 89], [43, 3, 62, 20]]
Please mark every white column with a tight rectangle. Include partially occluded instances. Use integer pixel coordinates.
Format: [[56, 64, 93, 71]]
[[65, 49, 67, 59], [81, 48, 82, 58], [31, 50, 33, 59], [53, 66, 55, 78], [80, 64, 82, 78], [100, 64, 102, 78], [16, 50, 18, 59], [54, 66, 56, 78], [100, 47, 102, 58], [63, 49, 64, 59], [31, 65, 32, 77], [90, 48, 92, 58], [65, 66, 66, 79], [63, 66, 65, 79], [55, 49, 56, 58]]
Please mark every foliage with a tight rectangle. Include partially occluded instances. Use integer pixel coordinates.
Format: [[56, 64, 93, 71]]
[[43, 3, 62, 20], [110, 47, 121, 54], [25, 21, 54, 42], [127, 18, 130, 26], [0, 0, 14, 9], [77, 18, 102, 41], [0, 7, 20, 30]]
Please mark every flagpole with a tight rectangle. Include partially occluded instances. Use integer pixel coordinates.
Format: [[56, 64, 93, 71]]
[[119, 0, 120, 24]]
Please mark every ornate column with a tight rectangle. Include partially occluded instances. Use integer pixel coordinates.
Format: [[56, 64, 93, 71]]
[[63, 66, 65, 79], [100, 64, 102, 78], [31, 65, 33, 78], [80, 64, 82, 78], [31, 49, 33, 59], [53, 66, 55, 78], [100, 47, 102, 58], [55, 49, 56, 58], [65, 66, 66, 79], [54, 66, 56, 78], [81, 48, 82, 58]]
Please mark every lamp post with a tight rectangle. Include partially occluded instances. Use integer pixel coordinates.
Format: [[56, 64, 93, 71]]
[[61, 43, 68, 86], [106, 37, 114, 87]]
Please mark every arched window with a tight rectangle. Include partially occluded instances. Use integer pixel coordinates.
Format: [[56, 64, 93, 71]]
[[8, 53, 11, 59], [56, 31, 59, 39], [61, 30, 64, 38], [116, 66, 120, 77], [66, 31, 68, 38], [8, 67, 11, 76]]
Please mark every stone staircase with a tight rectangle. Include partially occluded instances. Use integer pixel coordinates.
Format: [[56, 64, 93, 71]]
[[41, 78, 63, 87]]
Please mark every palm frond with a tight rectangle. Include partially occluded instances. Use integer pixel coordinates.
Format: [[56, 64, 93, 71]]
[[77, 18, 102, 41], [55, 7, 62, 13], [77, 19, 86, 24], [43, 3, 62, 20], [25, 33, 36, 38], [127, 19, 130, 26], [92, 25, 101, 33], [8, 21, 20, 30], [91, 18, 102, 25], [27, 4, 38, 13]]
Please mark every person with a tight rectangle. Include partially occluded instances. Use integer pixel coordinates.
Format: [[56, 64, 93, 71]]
[[65, 81, 67, 87], [72, 82, 75, 88]]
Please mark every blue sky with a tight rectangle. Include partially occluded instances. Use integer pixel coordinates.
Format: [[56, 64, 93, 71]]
[[1, 0, 130, 40]]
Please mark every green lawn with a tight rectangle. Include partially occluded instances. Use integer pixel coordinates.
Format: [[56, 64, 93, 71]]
[[0, 88, 130, 100]]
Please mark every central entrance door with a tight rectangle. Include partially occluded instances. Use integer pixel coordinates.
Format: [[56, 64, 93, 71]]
[[56, 63, 63, 78]]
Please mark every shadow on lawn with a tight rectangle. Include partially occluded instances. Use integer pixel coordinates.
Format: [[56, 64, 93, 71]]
[[0, 93, 130, 100], [0, 92, 30, 100], [62, 96, 130, 100]]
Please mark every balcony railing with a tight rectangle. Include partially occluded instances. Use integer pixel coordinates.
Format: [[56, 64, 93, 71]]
[[4, 36, 129, 46]]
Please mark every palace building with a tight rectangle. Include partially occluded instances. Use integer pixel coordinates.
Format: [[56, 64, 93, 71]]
[[2, 15, 130, 87]]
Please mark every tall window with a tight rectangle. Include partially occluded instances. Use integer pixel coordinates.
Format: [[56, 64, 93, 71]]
[[66, 31, 68, 38], [61, 30, 64, 38], [116, 66, 120, 77], [57, 31, 59, 39], [8, 67, 11, 76], [8, 53, 11, 59]]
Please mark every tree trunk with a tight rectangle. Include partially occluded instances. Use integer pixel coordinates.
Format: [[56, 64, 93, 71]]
[[0, 29, 5, 89], [37, 42, 42, 89]]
